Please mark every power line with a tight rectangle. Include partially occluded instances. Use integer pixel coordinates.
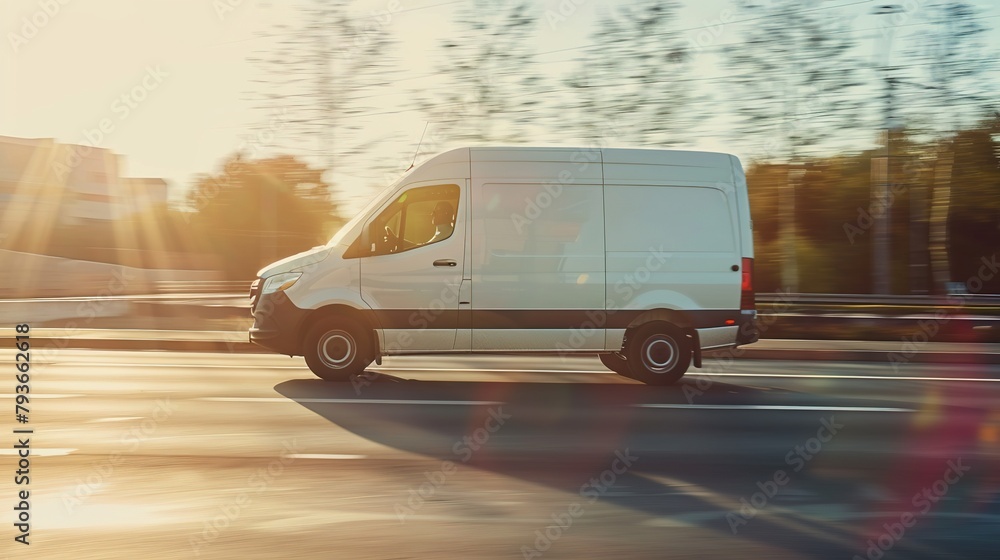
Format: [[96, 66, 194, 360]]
[[351, 0, 997, 90], [208, 0, 464, 47]]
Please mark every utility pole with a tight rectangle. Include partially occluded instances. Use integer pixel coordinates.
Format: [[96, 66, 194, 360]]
[[871, 5, 905, 294]]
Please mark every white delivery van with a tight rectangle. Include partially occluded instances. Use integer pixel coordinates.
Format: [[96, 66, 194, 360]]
[[249, 147, 758, 385]]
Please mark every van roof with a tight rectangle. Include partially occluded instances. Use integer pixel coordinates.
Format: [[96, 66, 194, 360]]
[[459, 146, 735, 167]]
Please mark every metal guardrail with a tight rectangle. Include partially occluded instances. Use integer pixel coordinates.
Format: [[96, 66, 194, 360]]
[[756, 292, 1000, 308], [154, 280, 252, 293]]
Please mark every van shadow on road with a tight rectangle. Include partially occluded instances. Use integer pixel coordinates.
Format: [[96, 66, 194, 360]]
[[273, 374, 994, 559]]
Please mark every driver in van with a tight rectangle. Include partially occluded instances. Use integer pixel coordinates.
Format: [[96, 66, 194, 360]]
[[427, 200, 455, 244]]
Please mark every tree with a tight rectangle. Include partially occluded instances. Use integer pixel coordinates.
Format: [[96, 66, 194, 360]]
[[249, 0, 398, 187], [724, 0, 866, 292], [187, 155, 343, 279], [416, 0, 545, 148], [896, 1, 997, 292], [561, 0, 692, 147]]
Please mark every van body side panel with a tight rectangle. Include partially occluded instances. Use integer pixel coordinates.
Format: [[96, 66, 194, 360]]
[[469, 148, 606, 351], [602, 149, 743, 351]]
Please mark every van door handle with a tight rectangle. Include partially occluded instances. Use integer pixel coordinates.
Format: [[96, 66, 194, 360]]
[[433, 259, 457, 267]]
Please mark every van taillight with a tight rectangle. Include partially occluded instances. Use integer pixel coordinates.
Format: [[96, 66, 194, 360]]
[[740, 257, 755, 311]]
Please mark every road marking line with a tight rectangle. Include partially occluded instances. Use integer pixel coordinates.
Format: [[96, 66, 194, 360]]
[[87, 417, 145, 423], [32, 364, 1000, 383], [688, 372, 1000, 383], [374, 367, 1000, 383], [0, 394, 83, 399], [285, 454, 367, 460], [0, 448, 76, 456], [197, 397, 910, 412], [373, 366, 604, 371], [52, 363, 305, 369], [198, 397, 503, 406], [634, 404, 913, 412]]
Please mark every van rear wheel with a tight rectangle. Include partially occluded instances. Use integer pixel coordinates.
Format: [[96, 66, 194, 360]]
[[625, 323, 690, 385], [304, 318, 373, 381], [599, 352, 630, 375]]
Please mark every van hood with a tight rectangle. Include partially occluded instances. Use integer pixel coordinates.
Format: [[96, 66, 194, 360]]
[[256, 245, 333, 278]]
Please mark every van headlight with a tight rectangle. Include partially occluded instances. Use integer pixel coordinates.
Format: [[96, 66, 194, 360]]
[[261, 272, 302, 295]]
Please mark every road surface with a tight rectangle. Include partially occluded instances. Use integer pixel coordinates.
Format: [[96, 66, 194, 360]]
[[3, 349, 999, 559]]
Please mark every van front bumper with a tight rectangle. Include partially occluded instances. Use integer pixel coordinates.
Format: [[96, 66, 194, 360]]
[[249, 282, 309, 356]]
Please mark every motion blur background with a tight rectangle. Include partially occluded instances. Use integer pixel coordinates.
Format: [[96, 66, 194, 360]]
[[3, 4, 1000, 560], [1, 0, 997, 303]]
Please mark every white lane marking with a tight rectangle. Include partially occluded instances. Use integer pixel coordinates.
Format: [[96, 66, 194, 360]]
[[50, 363, 305, 369], [33, 363, 1000, 383], [0, 448, 76, 456], [285, 454, 367, 460], [688, 372, 1000, 383], [198, 397, 911, 413], [199, 397, 504, 406], [87, 416, 144, 423], [375, 368, 1000, 384], [633, 404, 913, 412], [0, 394, 83, 399]]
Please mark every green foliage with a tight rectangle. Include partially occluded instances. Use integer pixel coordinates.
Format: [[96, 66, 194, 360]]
[[747, 121, 1000, 294], [187, 154, 344, 279]]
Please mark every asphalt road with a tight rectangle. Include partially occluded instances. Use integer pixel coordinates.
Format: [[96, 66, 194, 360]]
[[3, 350, 999, 560]]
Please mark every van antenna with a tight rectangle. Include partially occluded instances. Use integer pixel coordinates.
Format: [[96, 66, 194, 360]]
[[407, 122, 429, 171]]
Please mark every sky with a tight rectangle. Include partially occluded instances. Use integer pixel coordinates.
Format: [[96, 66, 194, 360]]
[[3, 0, 999, 213]]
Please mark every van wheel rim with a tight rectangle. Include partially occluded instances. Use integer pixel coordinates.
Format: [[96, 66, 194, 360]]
[[319, 331, 354, 369], [643, 337, 678, 374]]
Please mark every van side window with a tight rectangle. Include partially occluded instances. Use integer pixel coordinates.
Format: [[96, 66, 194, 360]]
[[369, 184, 460, 256]]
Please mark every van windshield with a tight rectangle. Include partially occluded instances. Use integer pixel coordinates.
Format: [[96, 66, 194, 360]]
[[326, 180, 400, 247]]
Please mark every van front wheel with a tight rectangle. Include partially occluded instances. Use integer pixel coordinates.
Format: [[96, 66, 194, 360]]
[[304, 318, 373, 381], [625, 323, 690, 385]]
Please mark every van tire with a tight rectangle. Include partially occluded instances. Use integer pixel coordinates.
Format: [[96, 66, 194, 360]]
[[625, 323, 690, 385], [600, 352, 630, 375], [304, 318, 373, 381]]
